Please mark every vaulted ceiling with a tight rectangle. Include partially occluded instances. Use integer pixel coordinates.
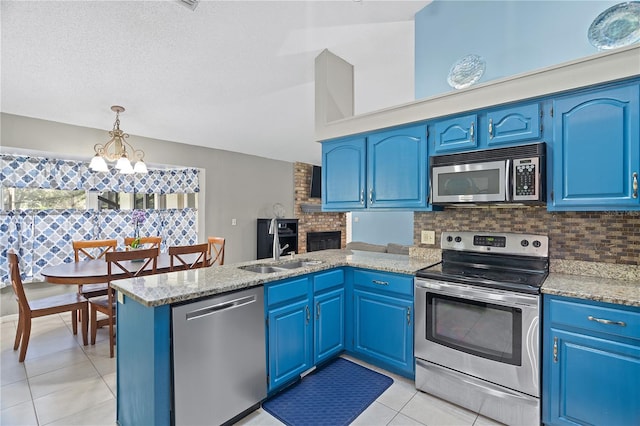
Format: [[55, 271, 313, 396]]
[[1, 0, 430, 166]]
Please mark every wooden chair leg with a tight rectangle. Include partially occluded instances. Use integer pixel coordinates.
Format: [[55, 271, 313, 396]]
[[71, 310, 78, 335], [13, 309, 23, 351], [18, 317, 31, 362], [108, 315, 114, 358], [81, 305, 89, 346], [90, 305, 97, 345]]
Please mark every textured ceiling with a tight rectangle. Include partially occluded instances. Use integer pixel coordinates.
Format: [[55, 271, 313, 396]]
[[1, 0, 430, 166]]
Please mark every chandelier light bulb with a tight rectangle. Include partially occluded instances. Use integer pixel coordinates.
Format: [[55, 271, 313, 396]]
[[89, 154, 109, 172], [133, 160, 148, 174], [89, 105, 148, 174]]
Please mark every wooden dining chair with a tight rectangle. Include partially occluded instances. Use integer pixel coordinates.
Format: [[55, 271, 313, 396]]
[[72, 239, 118, 298], [8, 251, 88, 362], [207, 237, 225, 266], [124, 236, 162, 251], [169, 243, 209, 271], [90, 247, 158, 358]]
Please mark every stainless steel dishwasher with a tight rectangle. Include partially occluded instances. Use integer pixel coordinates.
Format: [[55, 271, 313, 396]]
[[172, 286, 266, 425]]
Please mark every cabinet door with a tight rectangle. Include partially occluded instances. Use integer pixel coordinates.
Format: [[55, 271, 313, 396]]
[[314, 287, 345, 364], [267, 299, 312, 391], [353, 289, 413, 375], [486, 103, 541, 147], [367, 125, 427, 209], [543, 329, 640, 426], [322, 137, 366, 210], [551, 84, 640, 210], [432, 114, 478, 153]]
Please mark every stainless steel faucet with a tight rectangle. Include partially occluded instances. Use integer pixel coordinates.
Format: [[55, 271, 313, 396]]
[[268, 218, 280, 261]]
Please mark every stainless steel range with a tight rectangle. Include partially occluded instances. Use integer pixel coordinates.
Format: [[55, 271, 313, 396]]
[[414, 231, 549, 426]]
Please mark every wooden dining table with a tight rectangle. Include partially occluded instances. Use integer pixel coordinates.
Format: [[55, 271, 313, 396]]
[[41, 253, 204, 285]]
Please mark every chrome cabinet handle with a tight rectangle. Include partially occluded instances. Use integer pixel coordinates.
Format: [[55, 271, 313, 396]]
[[372, 280, 388, 286], [360, 189, 364, 205], [588, 315, 627, 327], [306, 305, 310, 323], [488, 118, 493, 139], [369, 188, 374, 204], [553, 336, 558, 363], [633, 172, 638, 199], [316, 302, 320, 319], [470, 122, 475, 142], [406, 307, 411, 325]]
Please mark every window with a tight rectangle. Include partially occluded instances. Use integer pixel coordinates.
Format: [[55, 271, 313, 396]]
[[3, 188, 86, 210], [1, 154, 202, 285]]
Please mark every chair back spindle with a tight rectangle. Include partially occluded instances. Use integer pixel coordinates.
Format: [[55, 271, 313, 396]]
[[169, 243, 209, 271]]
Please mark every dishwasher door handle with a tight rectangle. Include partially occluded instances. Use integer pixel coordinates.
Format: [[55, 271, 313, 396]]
[[186, 295, 256, 321]]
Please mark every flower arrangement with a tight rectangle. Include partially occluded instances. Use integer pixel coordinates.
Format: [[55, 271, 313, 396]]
[[130, 209, 146, 248]]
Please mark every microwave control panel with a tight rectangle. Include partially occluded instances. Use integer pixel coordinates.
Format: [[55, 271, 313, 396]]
[[513, 157, 539, 201]]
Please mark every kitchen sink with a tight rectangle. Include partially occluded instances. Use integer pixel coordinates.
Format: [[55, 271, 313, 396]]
[[239, 265, 284, 274], [274, 259, 323, 269], [239, 259, 323, 274]]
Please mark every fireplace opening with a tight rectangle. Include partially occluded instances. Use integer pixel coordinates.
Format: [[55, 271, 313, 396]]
[[307, 231, 341, 252]]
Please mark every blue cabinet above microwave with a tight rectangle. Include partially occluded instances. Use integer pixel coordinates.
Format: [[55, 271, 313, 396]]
[[430, 103, 544, 154]]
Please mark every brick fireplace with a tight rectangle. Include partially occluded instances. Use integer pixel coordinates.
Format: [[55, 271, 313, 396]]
[[294, 162, 346, 253]]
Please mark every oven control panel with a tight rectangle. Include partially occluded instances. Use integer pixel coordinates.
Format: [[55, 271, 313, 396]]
[[442, 231, 548, 257]]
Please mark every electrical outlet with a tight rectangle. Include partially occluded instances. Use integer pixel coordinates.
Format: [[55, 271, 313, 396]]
[[421, 230, 435, 245], [231, 218, 237, 226]]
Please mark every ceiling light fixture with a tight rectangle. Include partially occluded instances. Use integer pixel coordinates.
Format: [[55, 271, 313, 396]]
[[177, 0, 199, 11], [89, 106, 147, 174]]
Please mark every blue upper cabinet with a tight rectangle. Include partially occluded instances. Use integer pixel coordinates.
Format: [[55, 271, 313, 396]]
[[367, 125, 427, 209], [431, 104, 543, 154], [432, 113, 478, 153], [322, 137, 367, 210], [486, 103, 541, 147], [322, 124, 430, 211], [550, 83, 640, 210]]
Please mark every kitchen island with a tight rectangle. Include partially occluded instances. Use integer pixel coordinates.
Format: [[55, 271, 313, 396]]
[[110, 249, 432, 426]]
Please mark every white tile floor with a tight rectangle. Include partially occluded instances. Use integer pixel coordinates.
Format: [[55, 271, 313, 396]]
[[1, 314, 502, 426]]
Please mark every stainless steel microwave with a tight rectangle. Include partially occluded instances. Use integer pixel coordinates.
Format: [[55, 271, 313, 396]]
[[430, 142, 546, 205]]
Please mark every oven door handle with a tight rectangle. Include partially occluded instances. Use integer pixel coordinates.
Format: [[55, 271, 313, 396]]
[[415, 279, 538, 308]]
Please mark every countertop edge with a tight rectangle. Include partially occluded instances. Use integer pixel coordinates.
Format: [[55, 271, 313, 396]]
[[112, 250, 431, 307]]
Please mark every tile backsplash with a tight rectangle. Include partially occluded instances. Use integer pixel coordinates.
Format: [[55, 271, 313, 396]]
[[414, 207, 640, 265]]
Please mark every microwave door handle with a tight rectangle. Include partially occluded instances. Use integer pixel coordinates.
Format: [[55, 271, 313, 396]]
[[505, 159, 512, 201]]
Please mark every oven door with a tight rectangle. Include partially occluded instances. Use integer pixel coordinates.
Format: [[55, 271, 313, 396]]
[[431, 160, 508, 204], [415, 278, 539, 397]]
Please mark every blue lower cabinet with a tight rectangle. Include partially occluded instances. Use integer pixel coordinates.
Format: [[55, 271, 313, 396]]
[[268, 297, 313, 390], [314, 287, 345, 364], [543, 295, 640, 425], [266, 269, 345, 393], [116, 296, 171, 426], [350, 269, 414, 378]]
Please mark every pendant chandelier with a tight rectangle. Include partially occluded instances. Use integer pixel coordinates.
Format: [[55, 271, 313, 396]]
[[89, 105, 148, 174]]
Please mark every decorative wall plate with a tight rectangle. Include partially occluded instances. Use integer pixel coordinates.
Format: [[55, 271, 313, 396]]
[[447, 54, 486, 89], [588, 2, 640, 50]]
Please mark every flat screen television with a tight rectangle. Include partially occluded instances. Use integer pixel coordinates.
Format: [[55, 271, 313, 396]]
[[310, 165, 321, 198]]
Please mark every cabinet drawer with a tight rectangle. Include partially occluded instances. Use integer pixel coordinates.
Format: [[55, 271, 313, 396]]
[[353, 270, 413, 297], [266, 277, 310, 307], [548, 297, 640, 342], [313, 269, 344, 293]]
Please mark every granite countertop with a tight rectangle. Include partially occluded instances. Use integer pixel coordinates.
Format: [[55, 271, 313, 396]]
[[542, 273, 640, 307], [111, 249, 432, 307]]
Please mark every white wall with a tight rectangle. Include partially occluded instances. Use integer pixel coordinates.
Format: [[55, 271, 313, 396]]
[[1, 113, 295, 264]]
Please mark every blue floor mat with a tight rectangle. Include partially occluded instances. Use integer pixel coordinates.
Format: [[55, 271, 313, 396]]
[[262, 357, 393, 426]]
